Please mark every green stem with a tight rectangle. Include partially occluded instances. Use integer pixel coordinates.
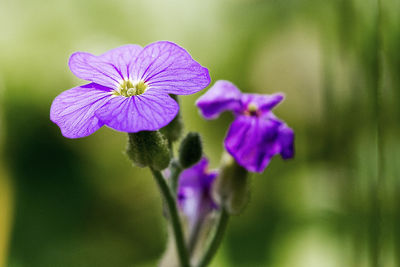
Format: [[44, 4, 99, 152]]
[[168, 140, 174, 158], [188, 217, 204, 256], [150, 168, 190, 267], [197, 209, 229, 267]]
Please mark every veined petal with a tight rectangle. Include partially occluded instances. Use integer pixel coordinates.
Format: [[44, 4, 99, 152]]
[[130, 41, 210, 95], [101, 44, 143, 79], [196, 80, 242, 119], [69, 45, 143, 88], [50, 83, 113, 138], [95, 91, 179, 133], [241, 93, 284, 113], [224, 115, 282, 173]]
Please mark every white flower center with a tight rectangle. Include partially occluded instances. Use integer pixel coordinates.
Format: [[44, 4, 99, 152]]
[[114, 79, 148, 97]]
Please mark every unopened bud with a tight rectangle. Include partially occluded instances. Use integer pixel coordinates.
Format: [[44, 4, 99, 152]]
[[178, 132, 202, 168], [213, 152, 249, 215], [160, 95, 183, 143], [126, 131, 171, 170]]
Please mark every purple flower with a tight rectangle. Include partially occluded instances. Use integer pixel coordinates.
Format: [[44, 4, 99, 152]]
[[178, 158, 218, 227], [50, 41, 210, 138], [196, 80, 294, 173]]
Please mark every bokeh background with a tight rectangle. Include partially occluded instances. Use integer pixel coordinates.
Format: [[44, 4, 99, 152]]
[[0, 0, 398, 266]]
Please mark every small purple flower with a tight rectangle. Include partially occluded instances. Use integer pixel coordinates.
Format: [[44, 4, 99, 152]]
[[50, 41, 210, 138], [178, 158, 218, 227], [196, 80, 294, 173]]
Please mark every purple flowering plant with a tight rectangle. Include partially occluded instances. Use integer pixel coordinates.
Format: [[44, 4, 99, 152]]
[[50, 41, 294, 267]]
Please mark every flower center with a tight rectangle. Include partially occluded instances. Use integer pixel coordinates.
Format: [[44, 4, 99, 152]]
[[114, 79, 148, 97], [244, 102, 260, 117]]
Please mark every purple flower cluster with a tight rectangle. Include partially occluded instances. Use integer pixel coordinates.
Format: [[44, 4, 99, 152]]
[[177, 158, 218, 226], [50, 41, 210, 138], [196, 80, 294, 173]]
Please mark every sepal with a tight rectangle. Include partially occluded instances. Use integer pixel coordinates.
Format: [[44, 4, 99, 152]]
[[213, 152, 249, 215], [126, 131, 171, 170]]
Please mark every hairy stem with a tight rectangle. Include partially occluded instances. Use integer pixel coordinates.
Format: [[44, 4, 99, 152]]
[[150, 168, 190, 267]]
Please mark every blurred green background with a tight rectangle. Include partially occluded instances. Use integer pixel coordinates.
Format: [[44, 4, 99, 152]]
[[0, 0, 398, 266]]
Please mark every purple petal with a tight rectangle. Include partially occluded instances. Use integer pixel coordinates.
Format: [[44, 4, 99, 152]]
[[240, 93, 284, 113], [94, 91, 179, 133], [224, 115, 282, 173], [196, 80, 242, 119], [130, 41, 210, 95], [179, 158, 211, 188], [50, 83, 113, 138], [101, 44, 143, 80], [278, 124, 295, 159], [69, 45, 142, 88], [178, 157, 218, 225]]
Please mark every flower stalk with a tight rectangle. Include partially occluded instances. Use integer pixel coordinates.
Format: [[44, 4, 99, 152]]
[[196, 209, 229, 267], [188, 216, 205, 256], [150, 168, 190, 267]]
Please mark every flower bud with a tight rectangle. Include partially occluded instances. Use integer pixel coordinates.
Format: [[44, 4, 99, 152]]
[[178, 132, 202, 168], [126, 131, 171, 170], [160, 95, 183, 143], [213, 152, 249, 215]]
